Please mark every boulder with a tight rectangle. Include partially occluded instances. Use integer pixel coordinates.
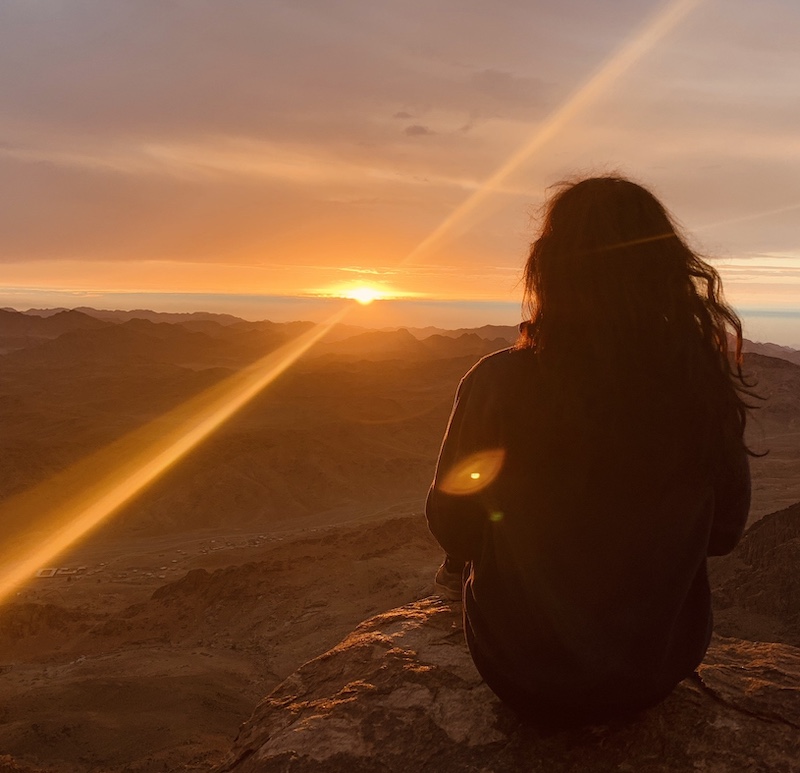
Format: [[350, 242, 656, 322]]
[[216, 597, 800, 772]]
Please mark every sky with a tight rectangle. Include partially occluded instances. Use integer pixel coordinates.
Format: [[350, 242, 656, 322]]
[[1, 0, 799, 342]]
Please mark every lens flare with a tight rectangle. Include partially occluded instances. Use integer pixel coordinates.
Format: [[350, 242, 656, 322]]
[[0, 307, 348, 605], [438, 449, 506, 496]]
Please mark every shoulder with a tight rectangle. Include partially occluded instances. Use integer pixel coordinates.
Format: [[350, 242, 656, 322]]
[[460, 347, 538, 394]]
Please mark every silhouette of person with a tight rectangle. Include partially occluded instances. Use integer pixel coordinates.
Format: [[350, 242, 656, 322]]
[[426, 176, 752, 724]]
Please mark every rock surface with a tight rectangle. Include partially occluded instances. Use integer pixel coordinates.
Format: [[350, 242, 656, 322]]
[[216, 597, 800, 773], [711, 501, 800, 646]]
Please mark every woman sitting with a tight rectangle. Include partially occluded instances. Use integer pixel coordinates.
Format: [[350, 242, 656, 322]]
[[426, 175, 752, 724]]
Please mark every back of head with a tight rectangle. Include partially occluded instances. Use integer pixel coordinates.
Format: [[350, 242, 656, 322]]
[[518, 175, 749, 471]]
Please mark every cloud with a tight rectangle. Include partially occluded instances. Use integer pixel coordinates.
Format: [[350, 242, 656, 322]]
[[0, 2, 556, 143], [404, 125, 434, 137]]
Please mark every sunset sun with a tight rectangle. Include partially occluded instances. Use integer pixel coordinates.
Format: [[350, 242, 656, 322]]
[[344, 286, 384, 305], [311, 282, 420, 307]]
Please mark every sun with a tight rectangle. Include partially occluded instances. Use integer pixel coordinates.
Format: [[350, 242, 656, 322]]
[[342, 286, 384, 305], [313, 282, 416, 305]]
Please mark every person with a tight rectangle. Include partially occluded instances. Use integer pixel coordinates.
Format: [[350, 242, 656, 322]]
[[425, 175, 753, 725]]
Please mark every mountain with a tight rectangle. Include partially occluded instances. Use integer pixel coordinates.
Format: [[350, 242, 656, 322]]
[[15, 307, 69, 317], [406, 323, 519, 343], [1, 321, 799, 534], [0, 309, 109, 353], [419, 332, 511, 359], [8, 307, 800, 366], [73, 307, 247, 326], [408, 325, 800, 369], [311, 328, 428, 361], [0, 318, 289, 371], [743, 339, 800, 367], [312, 329, 513, 363]]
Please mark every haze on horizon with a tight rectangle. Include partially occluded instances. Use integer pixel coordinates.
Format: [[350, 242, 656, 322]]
[[1, 0, 799, 331]]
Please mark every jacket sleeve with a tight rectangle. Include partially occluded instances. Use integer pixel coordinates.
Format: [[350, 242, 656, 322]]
[[425, 362, 506, 562], [707, 444, 751, 556]]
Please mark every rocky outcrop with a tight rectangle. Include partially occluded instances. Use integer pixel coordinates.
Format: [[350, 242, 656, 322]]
[[711, 501, 800, 645], [738, 501, 800, 566], [216, 597, 800, 773], [0, 754, 51, 773]]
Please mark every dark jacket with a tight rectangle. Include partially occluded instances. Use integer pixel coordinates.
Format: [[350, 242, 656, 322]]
[[426, 347, 750, 721]]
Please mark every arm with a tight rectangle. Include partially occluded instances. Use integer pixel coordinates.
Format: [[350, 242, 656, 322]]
[[426, 361, 506, 562], [707, 445, 751, 556]]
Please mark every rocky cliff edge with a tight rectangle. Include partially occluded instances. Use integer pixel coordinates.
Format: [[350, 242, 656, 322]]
[[215, 597, 800, 773]]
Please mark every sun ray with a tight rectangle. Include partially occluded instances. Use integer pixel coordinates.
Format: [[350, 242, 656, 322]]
[[0, 307, 349, 605], [402, 0, 704, 265], [696, 201, 800, 232]]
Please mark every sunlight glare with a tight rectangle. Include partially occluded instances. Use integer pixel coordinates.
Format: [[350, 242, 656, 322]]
[[345, 286, 384, 305]]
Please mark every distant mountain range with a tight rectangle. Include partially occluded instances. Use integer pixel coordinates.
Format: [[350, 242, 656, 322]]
[[4, 306, 245, 325], [1, 306, 798, 532], [2, 307, 798, 364]]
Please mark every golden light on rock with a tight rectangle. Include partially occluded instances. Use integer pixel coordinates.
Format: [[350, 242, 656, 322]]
[[438, 449, 506, 496]]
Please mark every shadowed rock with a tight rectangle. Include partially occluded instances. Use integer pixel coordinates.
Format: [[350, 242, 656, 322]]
[[711, 501, 800, 645], [216, 598, 800, 772], [0, 755, 50, 773]]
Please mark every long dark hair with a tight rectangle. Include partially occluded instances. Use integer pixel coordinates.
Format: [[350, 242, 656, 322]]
[[518, 175, 751, 457]]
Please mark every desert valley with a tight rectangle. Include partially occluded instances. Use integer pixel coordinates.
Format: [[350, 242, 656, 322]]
[[0, 307, 798, 772]]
